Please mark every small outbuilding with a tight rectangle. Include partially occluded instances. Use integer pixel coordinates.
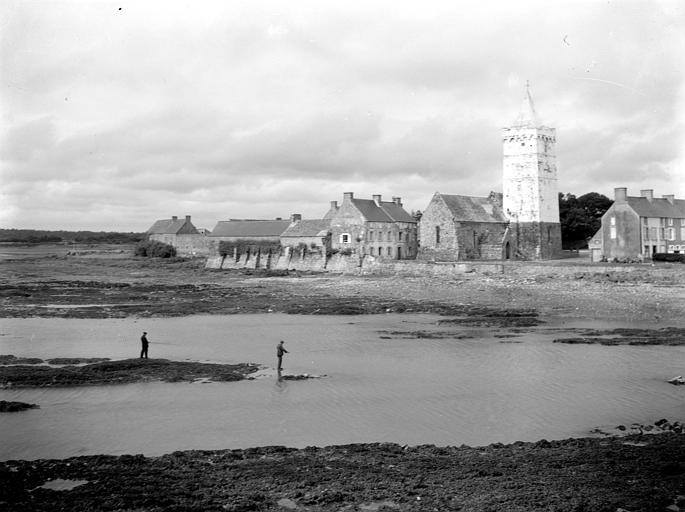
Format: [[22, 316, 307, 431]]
[[146, 215, 205, 256]]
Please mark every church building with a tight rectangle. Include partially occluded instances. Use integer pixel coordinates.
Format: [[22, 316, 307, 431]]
[[418, 85, 562, 260]]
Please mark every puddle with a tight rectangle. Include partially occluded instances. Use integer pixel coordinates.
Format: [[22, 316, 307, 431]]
[[36, 479, 89, 491]]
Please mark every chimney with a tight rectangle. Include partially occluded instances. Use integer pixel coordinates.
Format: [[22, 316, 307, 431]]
[[172, 216, 178, 221], [640, 189, 653, 201], [392, 196, 402, 206], [373, 194, 382, 205], [330, 200, 338, 209], [290, 213, 302, 223], [614, 187, 627, 203], [343, 192, 354, 201], [663, 194, 675, 204], [185, 215, 191, 222]]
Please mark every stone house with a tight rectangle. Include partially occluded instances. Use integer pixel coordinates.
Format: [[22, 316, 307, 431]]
[[590, 187, 685, 261], [146, 215, 206, 257], [280, 217, 332, 253], [324, 192, 418, 259], [418, 84, 562, 261], [418, 192, 512, 260]]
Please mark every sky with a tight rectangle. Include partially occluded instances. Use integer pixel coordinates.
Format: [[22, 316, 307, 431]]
[[1, 0, 684, 232]]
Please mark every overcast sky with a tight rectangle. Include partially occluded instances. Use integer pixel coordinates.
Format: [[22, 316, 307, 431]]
[[1, 0, 683, 231]]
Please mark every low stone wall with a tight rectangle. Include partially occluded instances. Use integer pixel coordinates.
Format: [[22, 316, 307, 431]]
[[204, 252, 682, 280]]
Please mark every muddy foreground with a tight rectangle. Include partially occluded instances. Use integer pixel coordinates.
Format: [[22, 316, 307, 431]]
[[2, 434, 685, 511]]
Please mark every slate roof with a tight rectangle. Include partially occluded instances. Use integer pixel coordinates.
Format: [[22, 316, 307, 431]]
[[379, 201, 416, 223], [350, 199, 416, 223], [281, 219, 331, 238], [209, 220, 291, 238], [438, 194, 508, 223], [626, 197, 685, 219], [147, 218, 192, 235], [351, 199, 394, 222]]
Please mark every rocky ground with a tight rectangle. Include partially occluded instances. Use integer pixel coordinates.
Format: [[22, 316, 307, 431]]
[[0, 358, 260, 388], [1, 247, 684, 325], [1, 433, 685, 511]]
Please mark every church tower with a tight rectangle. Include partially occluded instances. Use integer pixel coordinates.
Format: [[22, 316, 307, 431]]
[[502, 83, 561, 259]]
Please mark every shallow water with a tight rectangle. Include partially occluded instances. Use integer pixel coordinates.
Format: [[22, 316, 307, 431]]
[[1, 314, 684, 461]]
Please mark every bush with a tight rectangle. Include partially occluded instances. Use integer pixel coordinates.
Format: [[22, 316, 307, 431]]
[[135, 240, 176, 258], [653, 253, 685, 263]]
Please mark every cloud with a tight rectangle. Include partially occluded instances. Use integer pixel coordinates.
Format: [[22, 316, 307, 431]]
[[1, 0, 683, 230]]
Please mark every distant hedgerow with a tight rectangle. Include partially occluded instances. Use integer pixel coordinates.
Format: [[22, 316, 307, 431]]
[[135, 240, 176, 258]]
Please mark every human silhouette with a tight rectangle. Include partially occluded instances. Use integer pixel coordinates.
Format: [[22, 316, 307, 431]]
[[276, 340, 288, 371], [140, 332, 149, 359]]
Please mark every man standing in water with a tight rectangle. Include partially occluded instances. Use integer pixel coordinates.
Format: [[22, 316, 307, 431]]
[[140, 331, 149, 359], [277, 340, 288, 371]]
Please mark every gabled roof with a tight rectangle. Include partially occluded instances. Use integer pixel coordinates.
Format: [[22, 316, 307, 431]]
[[281, 219, 331, 237], [351, 199, 394, 222], [438, 194, 508, 223], [379, 201, 416, 223], [626, 197, 685, 219], [209, 220, 291, 238], [147, 218, 196, 235]]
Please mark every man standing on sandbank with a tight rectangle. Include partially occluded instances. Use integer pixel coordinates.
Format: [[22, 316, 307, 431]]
[[277, 340, 288, 371], [140, 332, 149, 359]]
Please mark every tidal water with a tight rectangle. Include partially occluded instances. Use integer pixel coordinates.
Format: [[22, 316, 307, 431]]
[[1, 314, 683, 461]]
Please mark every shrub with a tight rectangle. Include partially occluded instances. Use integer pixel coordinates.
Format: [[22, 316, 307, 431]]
[[135, 240, 176, 258], [653, 253, 685, 263]]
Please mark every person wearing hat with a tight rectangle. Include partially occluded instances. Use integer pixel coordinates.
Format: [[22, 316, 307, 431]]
[[140, 332, 149, 359]]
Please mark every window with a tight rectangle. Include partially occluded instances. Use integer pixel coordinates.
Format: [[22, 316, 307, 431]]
[[649, 227, 657, 240], [369, 231, 374, 241], [610, 217, 616, 240], [667, 228, 676, 241], [399, 231, 403, 241], [340, 233, 350, 244], [435, 226, 441, 244], [668, 218, 674, 226], [387, 247, 392, 257], [681, 227, 685, 240]]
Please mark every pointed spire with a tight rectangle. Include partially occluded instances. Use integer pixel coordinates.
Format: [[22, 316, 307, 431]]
[[513, 81, 539, 128]]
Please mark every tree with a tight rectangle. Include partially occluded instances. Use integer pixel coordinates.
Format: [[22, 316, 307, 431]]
[[559, 192, 612, 249]]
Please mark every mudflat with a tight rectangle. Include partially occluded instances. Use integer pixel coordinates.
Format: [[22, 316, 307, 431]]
[[1, 245, 684, 325]]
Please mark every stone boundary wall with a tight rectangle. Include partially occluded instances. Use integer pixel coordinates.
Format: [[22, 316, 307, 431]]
[[205, 252, 683, 281]]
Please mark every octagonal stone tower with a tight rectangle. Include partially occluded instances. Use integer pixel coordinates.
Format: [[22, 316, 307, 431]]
[[502, 84, 561, 259]]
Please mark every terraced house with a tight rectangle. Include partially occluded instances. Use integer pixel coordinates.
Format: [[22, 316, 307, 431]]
[[324, 192, 418, 259], [589, 187, 685, 261]]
